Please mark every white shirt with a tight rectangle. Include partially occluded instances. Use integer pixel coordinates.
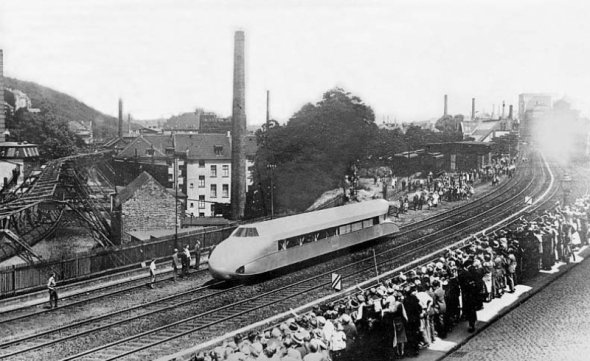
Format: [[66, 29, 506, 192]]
[[47, 276, 56, 290]]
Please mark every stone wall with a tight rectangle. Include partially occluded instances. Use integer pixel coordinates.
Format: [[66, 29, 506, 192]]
[[121, 176, 181, 242]]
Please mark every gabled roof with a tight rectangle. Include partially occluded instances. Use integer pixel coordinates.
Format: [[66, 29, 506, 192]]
[[175, 134, 231, 160], [115, 133, 258, 161], [117, 135, 169, 158], [118, 171, 169, 203]]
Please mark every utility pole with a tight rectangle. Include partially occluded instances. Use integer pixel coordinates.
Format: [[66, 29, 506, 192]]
[[174, 155, 178, 249]]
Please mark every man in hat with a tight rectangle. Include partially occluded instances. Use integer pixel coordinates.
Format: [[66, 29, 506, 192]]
[[304, 339, 326, 361], [403, 285, 423, 356], [47, 272, 58, 308], [193, 240, 201, 270], [182, 245, 191, 277], [148, 259, 157, 289], [458, 259, 479, 332], [340, 313, 357, 348], [171, 249, 181, 282], [328, 322, 347, 360]]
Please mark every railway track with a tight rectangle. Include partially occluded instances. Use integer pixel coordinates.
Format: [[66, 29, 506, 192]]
[[0, 151, 551, 360], [0, 267, 209, 325]]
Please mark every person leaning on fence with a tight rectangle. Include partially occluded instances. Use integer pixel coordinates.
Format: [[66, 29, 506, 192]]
[[149, 259, 156, 289], [47, 272, 58, 308]]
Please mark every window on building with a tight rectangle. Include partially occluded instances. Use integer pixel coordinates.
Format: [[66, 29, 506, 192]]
[[145, 148, 154, 156], [190, 183, 194, 189], [211, 165, 217, 177], [222, 165, 229, 177], [199, 175, 205, 187], [190, 202, 194, 208], [222, 184, 229, 198], [214, 145, 223, 156], [210, 184, 217, 198], [210, 204, 215, 213], [199, 212, 205, 217], [198, 160, 205, 168], [198, 195, 205, 209]]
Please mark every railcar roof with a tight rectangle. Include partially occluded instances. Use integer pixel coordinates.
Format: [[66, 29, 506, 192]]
[[242, 199, 391, 239]]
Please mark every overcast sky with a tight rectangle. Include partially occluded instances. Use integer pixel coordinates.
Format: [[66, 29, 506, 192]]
[[1, 0, 589, 125]]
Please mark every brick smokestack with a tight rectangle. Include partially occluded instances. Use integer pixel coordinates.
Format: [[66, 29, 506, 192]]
[[508, 105, 513, 120], [471, 98, 475, 120], [443, 94, 448, 116], [127, 114, 131, 134], [231, 31, 247, 220], [502, 101, 506, 119], [0, 49, 5, 143], [118, 98, 123, 138]]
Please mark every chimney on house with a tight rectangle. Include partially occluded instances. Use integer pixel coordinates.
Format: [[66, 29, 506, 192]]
[[471, 98, 476, 120], [230, 31, 247, 220], [443, 94, 448, 116], [118, 98, 123, 138], [0, 49, 5, 143]]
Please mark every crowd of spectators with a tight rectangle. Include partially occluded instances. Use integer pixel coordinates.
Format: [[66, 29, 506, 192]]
[[193, 194, 589, 361], [392, 156, 518, 214]]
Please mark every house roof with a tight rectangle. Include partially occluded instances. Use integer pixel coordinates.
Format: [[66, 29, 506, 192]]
[[117, 135, 170, 158], [118, 171, 168, 203], [175, 134, 232, 160], [116, 133, 258, 161]]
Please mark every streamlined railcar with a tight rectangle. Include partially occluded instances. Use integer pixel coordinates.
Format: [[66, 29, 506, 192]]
[[208, 199, 399, 280]]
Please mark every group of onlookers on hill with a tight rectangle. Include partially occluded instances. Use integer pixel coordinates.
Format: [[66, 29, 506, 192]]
[[193, 194, 589, 361]]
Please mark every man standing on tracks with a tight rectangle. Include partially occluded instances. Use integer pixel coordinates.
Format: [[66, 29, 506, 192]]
[[149, 259, 156, 288], [172, 249, 181, 281], [47, 272, 58, 308], [193, 240, 201, 270], [182, 245, 191, 277]]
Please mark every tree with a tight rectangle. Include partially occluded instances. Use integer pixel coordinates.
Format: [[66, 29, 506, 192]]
[[6, 108, 83, 161], [248, 88, 377, 214]]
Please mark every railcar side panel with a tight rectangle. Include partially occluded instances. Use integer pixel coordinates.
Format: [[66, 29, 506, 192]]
[[240, 222, 398, 277]]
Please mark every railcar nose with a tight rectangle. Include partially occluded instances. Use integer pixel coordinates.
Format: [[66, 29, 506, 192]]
[[208, 248, 234, 280]]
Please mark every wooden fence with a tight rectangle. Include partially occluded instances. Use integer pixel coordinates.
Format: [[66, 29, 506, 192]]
[[0, 225, 236, 297]]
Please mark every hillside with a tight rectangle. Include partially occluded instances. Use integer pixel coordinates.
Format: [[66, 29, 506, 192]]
[[4, 77, 118, 140]]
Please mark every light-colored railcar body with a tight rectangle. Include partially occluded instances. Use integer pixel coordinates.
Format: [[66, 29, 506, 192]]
[[209, 199, 399, 280]]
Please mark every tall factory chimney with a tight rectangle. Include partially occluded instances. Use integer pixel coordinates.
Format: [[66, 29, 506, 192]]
[[0, 50, 5, 143], [118, 98, 123, 138], [127, 114, 131, 135], [231, 31, 247, 220], [471, 98, 476, 120], [443, 94, 448, 116], [501, 101, 506, 119], [508, 105, 513, 120]]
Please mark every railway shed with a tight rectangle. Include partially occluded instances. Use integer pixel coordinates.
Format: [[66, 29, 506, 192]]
[[425, 141, 493, 171]]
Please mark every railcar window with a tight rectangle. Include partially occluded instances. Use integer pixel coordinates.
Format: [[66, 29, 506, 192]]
[[339, 224, 351, 235], [362, 219, 373, 228], [233, 227, 259, 237], [374, 216, 380, 225], [351, 221, 363, 232]]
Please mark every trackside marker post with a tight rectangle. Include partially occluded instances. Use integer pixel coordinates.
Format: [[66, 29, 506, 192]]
[[331, 273, 342, 291], [372, 249, 379, 282]]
